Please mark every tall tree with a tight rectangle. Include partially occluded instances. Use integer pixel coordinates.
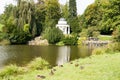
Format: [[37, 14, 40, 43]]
[[44, 0, 61, 29], [15, 0, 36, 36], [34, 0, 46, 36], [69, 0, 77, 17], [69, 0, 80, 33]]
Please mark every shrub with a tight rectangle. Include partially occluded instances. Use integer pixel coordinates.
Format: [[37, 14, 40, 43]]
[[43, 27, 63, 44], [92, 31, 100, 38], [92, 42, 120, 55], [105, 42, 120, 53], [112, 27, 120, 42], [79, 29, 88, 37], [88, 27, 99, 37], [77, 37, 87, 45], [62, 35, 78, 45], [9, 31, 32, 44], [0, 65, 23, 78], [92, 47, 105, 55], [28, 57, 50, 70]]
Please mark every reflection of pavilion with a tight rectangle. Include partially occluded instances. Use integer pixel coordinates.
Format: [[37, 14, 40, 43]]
[[56, 46, 70, 66]]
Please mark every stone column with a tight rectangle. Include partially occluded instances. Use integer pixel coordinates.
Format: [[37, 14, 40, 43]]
[[68, 26, 70, 34]]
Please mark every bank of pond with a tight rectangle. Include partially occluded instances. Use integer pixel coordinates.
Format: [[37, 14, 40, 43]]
[[0, 52, 120, 80]]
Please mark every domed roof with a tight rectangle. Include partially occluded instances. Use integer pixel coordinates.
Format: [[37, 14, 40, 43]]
[[58, 18, 67, 25], [59, 18, 66, 21]]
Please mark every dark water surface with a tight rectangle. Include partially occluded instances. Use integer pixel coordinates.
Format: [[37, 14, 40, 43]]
[[0, 45, 92, 68]]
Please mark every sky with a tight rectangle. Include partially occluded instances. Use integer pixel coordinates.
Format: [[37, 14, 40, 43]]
[[0, 0, 95, 15]]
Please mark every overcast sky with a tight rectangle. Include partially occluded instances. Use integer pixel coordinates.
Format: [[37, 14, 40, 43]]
[[0, 0, 95, 15]]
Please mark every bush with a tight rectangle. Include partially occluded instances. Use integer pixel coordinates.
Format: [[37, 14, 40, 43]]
[[28, 57, 50, 70], [77, 37, 87, 45], [105, 42, 120, 53], [92, 42, 120, 55], [0, 65, 23, 78], [112, 27, 120, 42], [62, 35, 78, 45], [9, 31, 32, 44], [79, 29, 88, 37], [43, 27, 63, 44], [88, 27, 100, 37], [92, 31, 100, 38], [92, 47, 105, 55]]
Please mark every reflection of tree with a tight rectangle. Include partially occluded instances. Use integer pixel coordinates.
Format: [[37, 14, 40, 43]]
[[56, 46, 70, 66]]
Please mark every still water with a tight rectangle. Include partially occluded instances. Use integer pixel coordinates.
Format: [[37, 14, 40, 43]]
[[0, 45, 92, 68]]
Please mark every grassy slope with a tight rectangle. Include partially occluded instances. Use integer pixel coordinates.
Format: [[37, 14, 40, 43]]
[[11, 53, 120, 80]]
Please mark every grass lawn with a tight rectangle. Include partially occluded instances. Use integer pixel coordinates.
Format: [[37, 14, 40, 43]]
[[1, 53, 120, 80], [98, 35, 112, 41]]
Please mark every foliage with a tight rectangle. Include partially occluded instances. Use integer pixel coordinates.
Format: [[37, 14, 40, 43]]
[[79, 29, 88, 37], [9, 31, 32, 44], [92, 42, 120, 55], [34, 0, 46, 36], [28, 57, 50, 70], [0, 24, 4, 32], [62, 35, 78, 45], [56, 41, 64, 46], [68, 0, 80, 33], [23, 24, 30, 33], [43, 27, 63, 44], [92, 47, 105, 55], [79, 0, 120, 35], [61, 3, 69, 20], [105, 42, 120, 53], [92, 31, 100, 38], [69, 0, 77, 17], [77, 37, 87, 45], [112, 27, 120, 42], [44, 0, 61, 29], [0, 65, 23, 78], [79, 27, 100, 37]]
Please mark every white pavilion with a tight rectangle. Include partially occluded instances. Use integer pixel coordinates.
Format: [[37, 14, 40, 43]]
[[56, 18, 70, 35]]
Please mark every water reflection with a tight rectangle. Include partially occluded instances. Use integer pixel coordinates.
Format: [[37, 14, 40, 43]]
[[0, 45, 91, 68], [56, 46, 70, 65]]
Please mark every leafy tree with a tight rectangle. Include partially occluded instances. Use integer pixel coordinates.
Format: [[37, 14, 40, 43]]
[[44, 0, 61, 29], [61, 3, 69, 20], [100, 0, 120, 34]]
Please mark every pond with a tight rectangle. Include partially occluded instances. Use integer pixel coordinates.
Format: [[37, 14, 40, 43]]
[[0, 45, 92, 68]]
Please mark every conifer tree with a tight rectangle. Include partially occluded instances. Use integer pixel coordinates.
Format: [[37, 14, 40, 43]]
[[69, 0, 81, 33]]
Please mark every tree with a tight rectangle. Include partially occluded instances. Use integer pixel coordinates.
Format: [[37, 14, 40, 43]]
[[35, 0, 46, 36], [61, 3, 69, 20], [44, 0, 61, 29], [2, 4, 16, 33], [15, 0, 36, 36], [68, 0, 80, 33], [100, 0, 120, 34]]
